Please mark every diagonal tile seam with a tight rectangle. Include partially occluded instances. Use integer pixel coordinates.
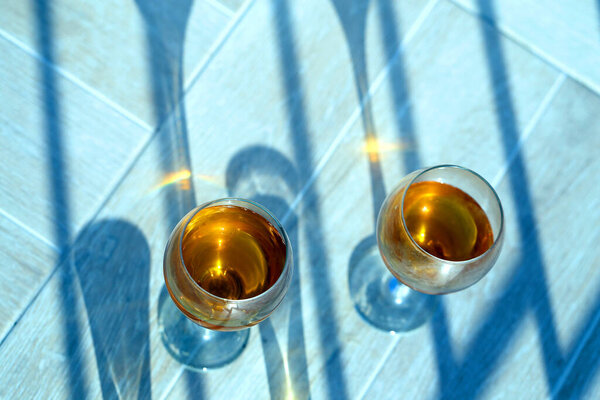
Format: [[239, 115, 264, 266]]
[[0, 124, 156, 350], [446, 0, 600, 97], [0, 208, 58, 252], [550, 308, 600, 398], [491, 73, 566, 187], [0, 0, 255, 136], [0, 28, 151, 132], [281, 0, 439, 225], [356, 68, 567, 400], [182, 0, 256, 92], [0, 213, 60, 348], [357, 332, 402, 400]]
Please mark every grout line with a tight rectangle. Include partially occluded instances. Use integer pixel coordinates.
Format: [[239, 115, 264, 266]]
[[0, 0, 252, 136], [491, 73, 566, 188], [0, 28, 152, 132], [0, 261, 61, 349], [183, 0, 256, 91], [357, 335, 401, 400], [158, 366, 186, 400], [550, 307, 600, 399], [205, 0, 236, 17], [282, 0, 439, 224], [84, 127, 156, 223], [0, 209, 59, 252], [0, 125, 156, 348], [446, 0, 600, 97]]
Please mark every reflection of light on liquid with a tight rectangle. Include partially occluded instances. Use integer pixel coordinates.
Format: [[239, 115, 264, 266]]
[[417, 226, 426, 244], [362, 137, 405, 162]]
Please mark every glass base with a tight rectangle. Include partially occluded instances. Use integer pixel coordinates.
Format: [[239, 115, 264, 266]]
[[348, 237, 438, 332], [158, 287, 249, 370]]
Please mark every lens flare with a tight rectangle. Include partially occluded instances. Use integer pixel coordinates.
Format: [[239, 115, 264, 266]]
[[151, 170, 224, 194], [154, 169, 191, 191], [362, 137, 405, 162]]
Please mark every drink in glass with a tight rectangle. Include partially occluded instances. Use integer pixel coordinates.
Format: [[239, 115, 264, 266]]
[[350, 165, 504, 330], [162, 198, 292, 367]]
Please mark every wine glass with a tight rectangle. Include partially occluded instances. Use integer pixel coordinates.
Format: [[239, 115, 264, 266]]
[[160, 198, 293, 369], [350, 165, 504, 331]]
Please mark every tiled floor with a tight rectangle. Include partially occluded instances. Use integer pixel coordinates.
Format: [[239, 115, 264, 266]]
[[1, 0, 599, 398]]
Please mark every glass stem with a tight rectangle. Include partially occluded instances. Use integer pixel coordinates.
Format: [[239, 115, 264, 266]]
[[382, 275, 411, 304]]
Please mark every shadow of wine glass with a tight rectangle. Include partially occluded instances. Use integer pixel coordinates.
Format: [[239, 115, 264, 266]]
[[157, 284, 250, 372], [72, 219, 152, 399], [270, 0, 350, 396], [134, 0, 197, 229], [225, 145, 310, 399], [330, 0, 436, 332], [348, 235, 438, 332]]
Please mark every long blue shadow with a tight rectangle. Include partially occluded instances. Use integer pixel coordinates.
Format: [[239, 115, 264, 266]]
[[226, 146, 310, 399], [431, 1, 564, 398], [330, 0, 387, 219], [135, 1, 200, 398], [338, 0, 438, 336], [271, 0, 349, 398], [376, 0, 421, 174], [34, 1, 88, 398], [73, 220, 152, 399], [135, 0, 197, 228], [35, 1, 156, 397]]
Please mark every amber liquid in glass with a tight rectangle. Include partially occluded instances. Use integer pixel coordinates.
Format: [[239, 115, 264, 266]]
[[181, 205, 286, 300], [402, 181, 493, 261]]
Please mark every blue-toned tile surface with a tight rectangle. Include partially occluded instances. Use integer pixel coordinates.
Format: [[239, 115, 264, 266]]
[[0, 0, 231, 127], [363, 56, 600, 400], [285, 2, 562, 397], [0, 0, 599, 398], [0, 125, 208, 399], [0, 36, 149, 250], [451, 0, 600, 94], [0, 215, 57, 342]]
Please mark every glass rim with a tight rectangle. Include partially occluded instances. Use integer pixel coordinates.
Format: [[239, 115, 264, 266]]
[[399, 164, 505, 265], [177, 197, 292, 304]]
